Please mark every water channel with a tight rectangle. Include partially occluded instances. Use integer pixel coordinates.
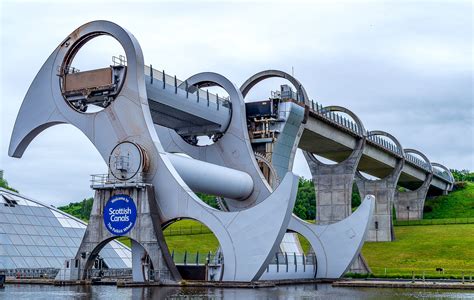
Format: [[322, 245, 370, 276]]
[[2, 283, 473, 299]]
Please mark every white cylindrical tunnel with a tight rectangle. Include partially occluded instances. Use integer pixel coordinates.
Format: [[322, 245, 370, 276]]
[[167, 153, 254, 200]]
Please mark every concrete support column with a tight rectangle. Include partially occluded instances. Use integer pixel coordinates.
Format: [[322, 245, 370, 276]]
[[304, 138, 365, 224], [355, 131, 405, 242], [355, 162, 403, 242], [394, 175, 432, 220], [394, 149, 433, 221]]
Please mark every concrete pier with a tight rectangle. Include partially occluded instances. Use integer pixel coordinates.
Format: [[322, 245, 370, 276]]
[[355, 131, 404, 242]]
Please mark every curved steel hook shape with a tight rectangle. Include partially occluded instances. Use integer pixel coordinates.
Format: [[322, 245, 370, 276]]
[[240, 69, 310, 104], [287, 196, 375, 278], [9, 20, 299, 282]]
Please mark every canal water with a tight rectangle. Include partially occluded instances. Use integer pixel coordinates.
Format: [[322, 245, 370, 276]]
[[1, 284, 473, 299]]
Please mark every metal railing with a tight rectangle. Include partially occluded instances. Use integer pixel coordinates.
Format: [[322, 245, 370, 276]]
[[87, 268, 132, 279], [144, 65, 231, 109], [366, 267, 474, 280], [266, 252, 317, 273], [433, 168, 452, 182], [171, 250, 223, 266], [164, 224, 213, 236], [394, 217, 474, 226], [90, 173, 146, 187], [306, 100, 453, 174], [405, 153, 431, 172], [2, 268, 59, 279], [308, 100, 365, 137]]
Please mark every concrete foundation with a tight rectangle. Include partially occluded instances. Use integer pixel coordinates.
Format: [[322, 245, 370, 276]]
[[72, 186, 179, 282]]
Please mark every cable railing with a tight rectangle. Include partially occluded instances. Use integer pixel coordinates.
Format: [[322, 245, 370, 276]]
[[144, 65, 231, 110]]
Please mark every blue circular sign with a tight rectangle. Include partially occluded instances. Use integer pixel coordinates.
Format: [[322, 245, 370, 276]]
[[104, 194, 137, 235]]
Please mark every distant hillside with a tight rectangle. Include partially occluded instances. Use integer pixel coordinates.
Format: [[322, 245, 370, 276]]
[[424, 182, 474, 219]]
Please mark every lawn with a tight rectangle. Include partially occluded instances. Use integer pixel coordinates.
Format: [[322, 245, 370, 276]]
[[361, 224, 474, 278], [117, 219, 218, 254]]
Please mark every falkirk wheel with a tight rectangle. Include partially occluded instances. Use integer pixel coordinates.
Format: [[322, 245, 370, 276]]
[[9, 21, 374, 283]]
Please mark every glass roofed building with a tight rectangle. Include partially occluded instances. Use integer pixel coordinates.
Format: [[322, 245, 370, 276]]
[[0, 187, 131, 278]]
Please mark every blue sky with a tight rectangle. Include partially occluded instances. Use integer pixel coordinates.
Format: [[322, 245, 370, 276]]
[[1, 1, 472, 206]]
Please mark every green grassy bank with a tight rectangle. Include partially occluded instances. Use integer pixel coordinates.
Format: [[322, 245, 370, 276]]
[[423, 182, 474, 219], [361, 224, 474, 278]]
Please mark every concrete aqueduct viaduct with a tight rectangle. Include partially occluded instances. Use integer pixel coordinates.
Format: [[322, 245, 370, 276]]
[[8, 21, 453, 283]]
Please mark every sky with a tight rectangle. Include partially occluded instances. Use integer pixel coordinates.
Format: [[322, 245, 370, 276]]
[[0, 0, 472, 207]]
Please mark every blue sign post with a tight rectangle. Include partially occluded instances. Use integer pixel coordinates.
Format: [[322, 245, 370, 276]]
[[103, 194, 137, 235]]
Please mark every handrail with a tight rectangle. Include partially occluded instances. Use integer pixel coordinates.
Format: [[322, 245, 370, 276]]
[[144, 65, 231, 107]]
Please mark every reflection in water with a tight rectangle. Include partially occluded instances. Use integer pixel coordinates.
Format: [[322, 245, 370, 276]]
[[2, 284, 473, 300]]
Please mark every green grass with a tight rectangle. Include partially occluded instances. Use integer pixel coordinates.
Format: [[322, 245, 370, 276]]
[[361, 224, 474, 278], [117, 220, 218, 253], [394, 217, 474, 226], [423, 182, 474, 219]]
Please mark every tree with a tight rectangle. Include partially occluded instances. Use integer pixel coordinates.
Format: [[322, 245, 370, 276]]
[[450, 169, 474, 182], [0, 176, 18, 193]]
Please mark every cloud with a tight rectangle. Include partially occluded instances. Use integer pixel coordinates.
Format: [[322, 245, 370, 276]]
[[1, 1, 472, 206]]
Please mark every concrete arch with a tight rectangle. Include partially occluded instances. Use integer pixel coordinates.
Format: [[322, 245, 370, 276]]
[[432, 162, 454, 182], [394, 148, 434, 221], [431, 162, 455, 187], [367, 130, 404, 158], [320, 105, 366, 136], [240, 69, 309, 104], [404, 148, 433, 173], [305, 105, 367, 168]]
